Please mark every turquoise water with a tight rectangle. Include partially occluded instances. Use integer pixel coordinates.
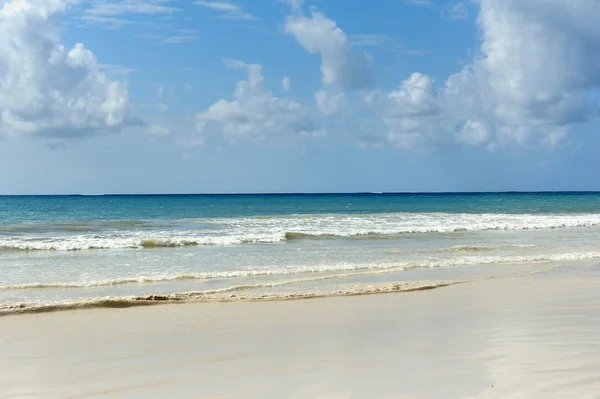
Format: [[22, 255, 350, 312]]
[[1, 192, 600, 314], [2, 192, 600, 224]]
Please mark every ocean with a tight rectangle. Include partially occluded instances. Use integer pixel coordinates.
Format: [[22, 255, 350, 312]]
[[2, 192, 600, 315]]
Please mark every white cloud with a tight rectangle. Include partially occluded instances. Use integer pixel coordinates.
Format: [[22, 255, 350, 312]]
[[456, 119, 490, 145], [146, 124, 170, 136], [161, 35, 200, 44], [382, 73, 448, 150], [86, 0, 177, 16], [381, 0, 600, 150], [284, 9, 374, 91], [83, 0, 178, 27], [282, 77, 291, 92], [315, 89, 346, 115], [194, 1, 257, 21], [218, 11, 256, 21], [138, 33, 200, 44], [403, 0, 435, 7], [402, 48, 429, 56], [0, 0, 129, 138], [349, 34, 388, 47], [80, 15, 131, 29], [446, 1, 468, 20], [193, 1, 238, 11], [387, 73, 438, 118], [194, 60, 325, 144], [282, 0, 305, 12], [99, 64, 140, 77]]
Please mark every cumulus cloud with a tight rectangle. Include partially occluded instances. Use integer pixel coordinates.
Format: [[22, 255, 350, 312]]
[[194, 60, 324, 144], [382, 0, 600, 150], [315, 89, 346, 115], [284, 9, 374, 91], [0, 0, 129, 138], [383, 73, 446, 150]]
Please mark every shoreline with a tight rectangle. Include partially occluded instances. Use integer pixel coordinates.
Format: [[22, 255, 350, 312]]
[[0, 267, 553, 317], [2, 267, 599, 398], [0, 279, 458, 317]]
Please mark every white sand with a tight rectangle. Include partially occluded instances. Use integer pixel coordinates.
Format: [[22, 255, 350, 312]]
[[1, 270, 600, 399]]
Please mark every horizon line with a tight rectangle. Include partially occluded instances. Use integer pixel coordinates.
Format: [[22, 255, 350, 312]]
[[1, 190, 600, 196]]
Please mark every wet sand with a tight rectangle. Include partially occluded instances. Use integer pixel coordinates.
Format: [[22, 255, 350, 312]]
[[1, 268, 600, 399]]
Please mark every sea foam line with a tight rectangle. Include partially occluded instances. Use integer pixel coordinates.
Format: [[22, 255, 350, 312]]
[[387, 243, 539, 255], [0, 263, 408, 290], [2, 250, 598, 291], [0, 280, 457, 316], [0, 266, 558, 317], [3, 212, 600, 251]]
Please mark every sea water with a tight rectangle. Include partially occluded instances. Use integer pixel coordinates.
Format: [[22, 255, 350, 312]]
[[2, 193, 600, 314]]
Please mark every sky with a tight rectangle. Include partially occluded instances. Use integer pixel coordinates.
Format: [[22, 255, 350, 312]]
[[0, 0, 600, 194]]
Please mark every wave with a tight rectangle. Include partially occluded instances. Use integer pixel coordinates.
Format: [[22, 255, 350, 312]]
[[285, 232, 408, 241], [285, 232, 330, 240], [140, 238, 199, 248], [2, 250, 598, 292], [402, 251, 600, 269], [0, 266, 558, 317], [0, 235, 285, 251], [387, 244, 539, 255], [0, 263, 409, 290], [447, 245, 491, 252], [2, 212, 600, 251]]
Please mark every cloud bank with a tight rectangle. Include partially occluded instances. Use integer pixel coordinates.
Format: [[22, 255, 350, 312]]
[[0, 0, 129, 138], [194, 0, 600, 151], [193, 5, 375, 143], [382, 0, 600, 150], [17, 0, 595, 151]]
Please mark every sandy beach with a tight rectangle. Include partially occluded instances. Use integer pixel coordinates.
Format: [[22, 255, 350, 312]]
[[1, 266, 599, 399], [2, 0, 600, 394]]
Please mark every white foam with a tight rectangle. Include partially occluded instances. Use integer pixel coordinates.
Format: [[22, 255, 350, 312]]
[[402, 251, 600, 269], [0, 263, 408, 289], [2, 212, 600, 251], [3, 250, 599, 291], [0, 280, 458, 316], [0, 234, 284, 251], [0, 266, 559, 316]]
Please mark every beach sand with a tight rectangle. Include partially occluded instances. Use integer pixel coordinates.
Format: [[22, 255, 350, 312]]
[[2, 268, 600, 399]]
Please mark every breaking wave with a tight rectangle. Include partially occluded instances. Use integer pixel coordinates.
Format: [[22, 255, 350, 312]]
[[2, 212, 600, 251]]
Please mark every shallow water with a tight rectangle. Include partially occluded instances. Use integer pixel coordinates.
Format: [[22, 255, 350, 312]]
[[2, 193, 600, 314]]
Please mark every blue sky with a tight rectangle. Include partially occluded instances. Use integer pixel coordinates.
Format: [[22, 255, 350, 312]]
[[0, 0, 599, 194]]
